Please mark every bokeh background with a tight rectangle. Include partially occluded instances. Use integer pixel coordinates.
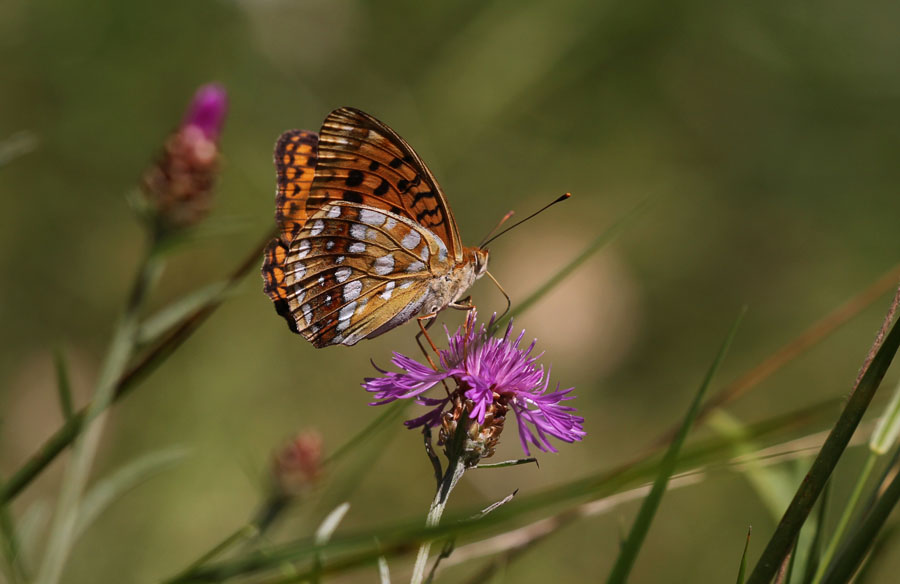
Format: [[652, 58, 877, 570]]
[[3, 0, 900, 582]]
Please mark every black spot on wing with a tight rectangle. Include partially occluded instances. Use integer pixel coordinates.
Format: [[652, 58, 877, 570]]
[[273, 299, 299, 333], [345, 169, 364, 187], [373, 179, 389, 197], [415, 207, 443, 222], [343, 191, 363, 203], [410, 191, 435, 206]]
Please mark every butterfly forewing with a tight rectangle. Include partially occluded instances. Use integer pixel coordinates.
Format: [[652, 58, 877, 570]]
[[311, 108, 464, 263], [280, 202, 452, 346]]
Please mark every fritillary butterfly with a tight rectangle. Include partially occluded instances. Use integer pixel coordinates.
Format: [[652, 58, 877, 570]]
[[262, 107, 489, 347]]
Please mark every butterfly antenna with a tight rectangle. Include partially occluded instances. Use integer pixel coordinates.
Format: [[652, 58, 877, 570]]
[[479, 210, 516, 248], [481, 193, 571, 248], [484, 270, 511, 321]]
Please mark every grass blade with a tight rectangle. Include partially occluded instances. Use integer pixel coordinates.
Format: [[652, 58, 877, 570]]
[[0, 231, 272, 505], [820, 460, 900, 583], [801, 479, 830, 584], [0, 478, 27, 582], [606, 307, 746, 584], [746, 293, 900, 583], [167, 396, 839, 583], [52, 348, 74, 421], [736, 525, 752, 584], [495, 198, 652, 330], [73, 447, 187, 540], [136, 281, 232, 347]]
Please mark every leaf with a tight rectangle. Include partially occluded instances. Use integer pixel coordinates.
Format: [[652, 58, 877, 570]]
[[315, 503, 351, 545], [605, 307, 745, 584], [15, 501, 49, 566], [377, 555, 391, 584], [73, 447, 188, 539], [709, 410, 798, 519]]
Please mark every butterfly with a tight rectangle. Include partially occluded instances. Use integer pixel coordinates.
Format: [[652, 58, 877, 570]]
[[262, 107, 489, 347]]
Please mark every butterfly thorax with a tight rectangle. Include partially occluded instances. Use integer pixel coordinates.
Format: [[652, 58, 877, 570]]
[[422, 247, 488, 315]]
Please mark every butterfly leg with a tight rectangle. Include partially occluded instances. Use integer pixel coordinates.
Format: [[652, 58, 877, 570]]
[[416, 314, 441, 370], [416, 316, 456, 397]]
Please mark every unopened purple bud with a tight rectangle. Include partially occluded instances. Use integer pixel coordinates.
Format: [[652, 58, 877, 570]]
[[182, 83, 228, 140], [142, 83, 228, 231]]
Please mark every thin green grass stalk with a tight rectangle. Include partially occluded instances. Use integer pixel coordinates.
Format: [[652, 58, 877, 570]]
[[801, 480, 830, 584], [494, 198, 652, 331], [167, 402, 408, 582], [0, 478, 27, 583], [171, 397, 839, 583], [811, 375, 900, 583], [775, 546, 794, 584], [746, 299, 900, 583], [736, 526, 752, 584], [651, 262, 900, 452], [606, 308, 745, 584], [35, 249, 163, 584], [52, 348, 73, 421], [853, 524, 898, 583], [808, 456, 874, 584], [784, 537, 797, 584], [0, 231, 272, 505], [820, 459, 900, 583], [325, 401, 408, 465]]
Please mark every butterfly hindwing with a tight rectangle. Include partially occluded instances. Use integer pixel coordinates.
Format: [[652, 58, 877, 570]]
[[261, 238, 298, 332], [274, 130, 319, 242], [310, 107, 464, 263], [279, 202, 452, 346]]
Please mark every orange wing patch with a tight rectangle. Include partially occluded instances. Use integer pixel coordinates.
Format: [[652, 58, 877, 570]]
[[262, 238, 299, 332], [274, 130, 319, 242]]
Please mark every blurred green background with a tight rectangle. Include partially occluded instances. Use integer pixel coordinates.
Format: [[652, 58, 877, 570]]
[[3, 0, 900, 581]]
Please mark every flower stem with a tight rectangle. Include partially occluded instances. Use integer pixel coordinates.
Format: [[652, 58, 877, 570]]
[[410, 456, 466, 584], [810, 450, 878, 584], [34, 244, 163, 584], [0, 230, 273, 505]]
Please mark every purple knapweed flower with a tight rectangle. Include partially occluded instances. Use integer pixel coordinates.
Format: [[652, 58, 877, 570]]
[[364, 311, 585, 458], [142, 83, 228, 230]]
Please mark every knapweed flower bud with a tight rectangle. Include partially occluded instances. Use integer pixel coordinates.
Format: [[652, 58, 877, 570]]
[[272, 431, 323, 497], [440, 391, 508, 466], [142, 83, 227, 231]]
